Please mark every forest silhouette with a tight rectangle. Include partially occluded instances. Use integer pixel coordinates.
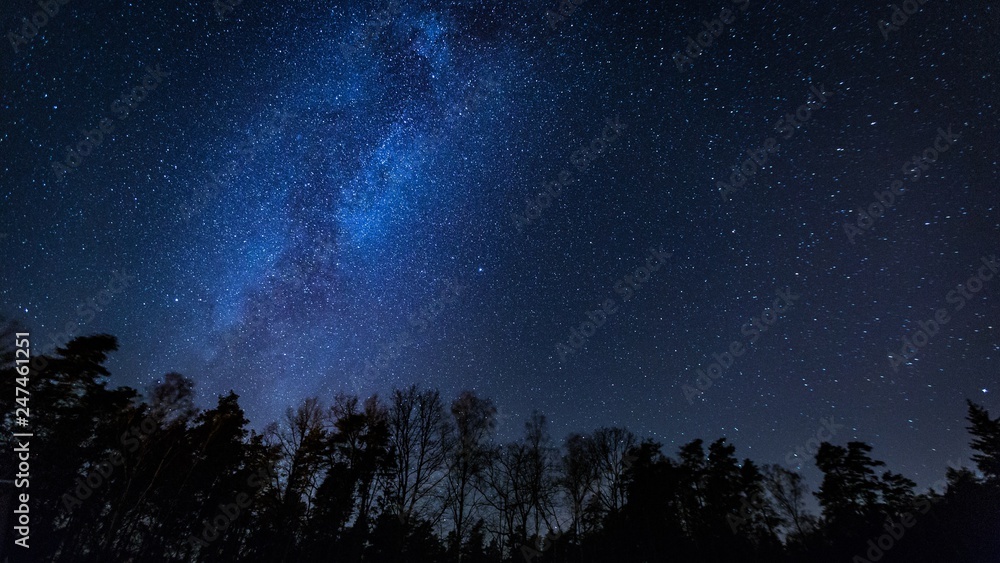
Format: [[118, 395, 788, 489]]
[[1, 333, 998, 562]]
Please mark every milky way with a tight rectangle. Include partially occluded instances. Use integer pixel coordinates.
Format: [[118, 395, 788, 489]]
[[1, 0, 998, 490]]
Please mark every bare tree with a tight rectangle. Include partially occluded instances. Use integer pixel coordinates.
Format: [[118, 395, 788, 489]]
[[559, 433, 599, 539], [590, 427, 637, 515], [327, 392, 391, 528], [264, 394, 328, 550], [445, 390, 496, 560], [480, 412, 559, 559], [480, 442, 520, 558], [761, 464, 817, 542], [385, 385, 452, 526], [516, 412, 559, 543]]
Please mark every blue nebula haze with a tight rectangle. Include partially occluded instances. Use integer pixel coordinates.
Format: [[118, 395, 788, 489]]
[[1, 0, 998, 492]]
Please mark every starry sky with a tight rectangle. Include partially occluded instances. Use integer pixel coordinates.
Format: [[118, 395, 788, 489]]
[[1, 0, 998, 491]]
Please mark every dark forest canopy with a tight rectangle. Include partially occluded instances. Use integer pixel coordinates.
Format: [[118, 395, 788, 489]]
[[1, 334, 998, 562]]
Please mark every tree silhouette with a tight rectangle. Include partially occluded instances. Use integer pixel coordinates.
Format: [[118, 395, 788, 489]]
[[445, 391, 496, 561], [3, 332, 998, 563], [967, 400, 1000, 482]]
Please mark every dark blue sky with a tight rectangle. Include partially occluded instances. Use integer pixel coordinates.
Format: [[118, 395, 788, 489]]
[[2, 0, 997, 491]]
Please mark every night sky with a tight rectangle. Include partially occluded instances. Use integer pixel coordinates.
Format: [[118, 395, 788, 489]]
[[1, 0, 998, 492]]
